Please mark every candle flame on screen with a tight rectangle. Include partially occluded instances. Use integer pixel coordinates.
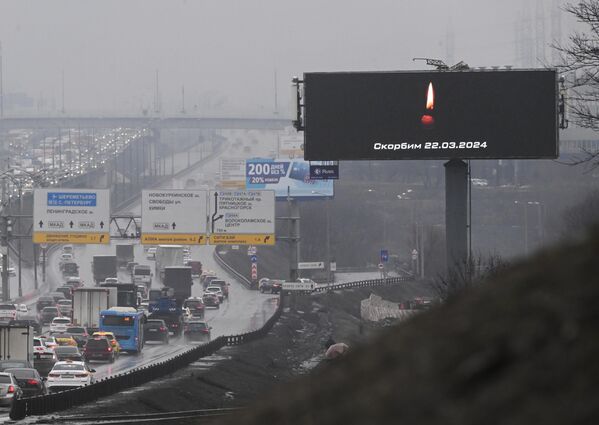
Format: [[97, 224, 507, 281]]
[[426, 82, 434, 110]]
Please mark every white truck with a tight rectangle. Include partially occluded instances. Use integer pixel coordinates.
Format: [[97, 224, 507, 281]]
[[72, 287, 118, 329], [0, 325, 34, 363], [133, 265, 153, 287]]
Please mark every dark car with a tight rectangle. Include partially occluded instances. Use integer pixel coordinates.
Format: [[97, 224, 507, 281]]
[[4, 368, 46, 397], [183, 298, 205, 319], [40, 306, 60, 325], [54, 346, 83, 362], [55, 286, 73, 299], [83, 337, 115, 363], [9, 317, 42, 335], [49, 292, 66, 304], [66, 326, 89, 348], [210, 280, 230, 298], [202, 275, 219, 289], [259, 278, 283, 294], [202, 293, 220, 309], [0, 361, 32, 372], [36, 296, 55, 312], [143, 319, 169, 344], [183, 320, 211, 343]]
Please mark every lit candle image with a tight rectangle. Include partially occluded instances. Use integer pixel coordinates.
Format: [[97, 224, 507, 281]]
[[420, 82, 435, 128]]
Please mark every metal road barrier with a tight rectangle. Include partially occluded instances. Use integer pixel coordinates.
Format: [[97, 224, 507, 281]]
[[312, 276, 412, 293], [213, 249, 253, 289], [9, 298, 283, 419]]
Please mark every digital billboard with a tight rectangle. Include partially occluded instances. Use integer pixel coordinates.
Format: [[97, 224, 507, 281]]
[[303, 69, 558, 160], [246, 158, 334, 198]]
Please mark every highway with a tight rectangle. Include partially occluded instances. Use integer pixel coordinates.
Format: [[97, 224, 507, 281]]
[[0, 129, 281, 418]]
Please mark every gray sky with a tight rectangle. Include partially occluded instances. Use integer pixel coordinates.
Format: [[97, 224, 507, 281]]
[[0, 0, 578, 115]]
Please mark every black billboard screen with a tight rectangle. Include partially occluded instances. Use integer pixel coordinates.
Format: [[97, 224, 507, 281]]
[[303, 70, 558, 160]]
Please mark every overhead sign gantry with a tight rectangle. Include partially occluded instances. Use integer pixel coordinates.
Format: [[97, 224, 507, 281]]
[[32, 189, 111, 244], [208, 190, 275, 245], [140, 190, 208, 245]]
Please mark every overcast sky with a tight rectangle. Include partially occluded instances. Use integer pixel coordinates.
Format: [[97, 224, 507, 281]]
[[0, 0, 578, 116]]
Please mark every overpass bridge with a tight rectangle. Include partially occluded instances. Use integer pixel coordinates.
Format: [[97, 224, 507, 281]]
[[0, 115, 291, 131]]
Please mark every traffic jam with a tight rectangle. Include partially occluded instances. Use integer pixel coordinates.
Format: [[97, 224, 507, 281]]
[[0, 242, 245, 409]]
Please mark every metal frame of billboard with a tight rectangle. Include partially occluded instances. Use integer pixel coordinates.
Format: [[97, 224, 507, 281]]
[[301, 68, 559, 161]]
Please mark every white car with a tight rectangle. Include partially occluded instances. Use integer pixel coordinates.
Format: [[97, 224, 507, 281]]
[[102, 278, 119, 285], [204, 286, 224, 302], [59, 253, 73, 263], [33, 337, 56, 360], [50, 317, 72, 333], [17, 304, 28, 314], [57, 300, 73, 315], [146, 247, 157, 260], [46, 361, 96, 392]]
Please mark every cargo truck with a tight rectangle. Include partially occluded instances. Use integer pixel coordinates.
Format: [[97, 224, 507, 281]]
[[155, 245, 184, 283], [71, 287, 118, 331], [187, 260, 202, 277], [92, 255, 117, 284], [0, 325, 34, 364], [98, 282, 138, 309], [148, 290, 184, 336], [116, 244, 135, 268], [163, 267, 193, 303]]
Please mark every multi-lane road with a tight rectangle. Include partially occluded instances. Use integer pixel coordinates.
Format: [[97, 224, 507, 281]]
[[1, 129, 280, 408]]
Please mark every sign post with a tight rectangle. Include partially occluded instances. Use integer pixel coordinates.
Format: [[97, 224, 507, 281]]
[[209, 190, 275, 245], [141, 190, 208, 245], [33, 189, 110, 244]]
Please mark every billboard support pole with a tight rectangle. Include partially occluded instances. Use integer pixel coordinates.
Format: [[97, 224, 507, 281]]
[[287, 187, 300, 282], [444, 159, 468, 277]]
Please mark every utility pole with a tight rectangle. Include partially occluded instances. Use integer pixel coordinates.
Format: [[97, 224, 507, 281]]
[[181, 85, 186, 114], [1, 177, 9, 302], [17, 184, 22, 297], [287, 187, 300, 282], [61, 69, 65, 114], [274, 69, 278, 115], [0, 41, 4, 118]]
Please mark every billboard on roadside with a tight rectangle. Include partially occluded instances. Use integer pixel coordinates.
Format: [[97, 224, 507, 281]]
[[303, 69, 558, 160], [246, 158, 333, 198]]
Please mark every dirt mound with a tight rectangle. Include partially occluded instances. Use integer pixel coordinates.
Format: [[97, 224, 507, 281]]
[[213, 229, 599, 425]]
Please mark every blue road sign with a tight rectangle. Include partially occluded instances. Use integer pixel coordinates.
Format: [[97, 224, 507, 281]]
[[250, 255, 258, 263], [380, 249, 389, 263]]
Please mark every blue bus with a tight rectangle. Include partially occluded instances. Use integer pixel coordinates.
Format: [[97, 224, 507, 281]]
[[99, 308, 145, 353]]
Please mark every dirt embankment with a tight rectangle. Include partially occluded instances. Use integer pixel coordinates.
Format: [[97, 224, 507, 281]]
[[211, 229, 599, 425]]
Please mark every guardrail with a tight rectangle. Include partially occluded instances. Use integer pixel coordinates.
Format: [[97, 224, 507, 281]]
[[313, 276, 411, 293], [213, 249, 253, 289], [10, 296, 283, 420]]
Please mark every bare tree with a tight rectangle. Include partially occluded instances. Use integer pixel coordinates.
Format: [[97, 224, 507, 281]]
[[432, 255, 510, 301], [554, 0, 599, 166]]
